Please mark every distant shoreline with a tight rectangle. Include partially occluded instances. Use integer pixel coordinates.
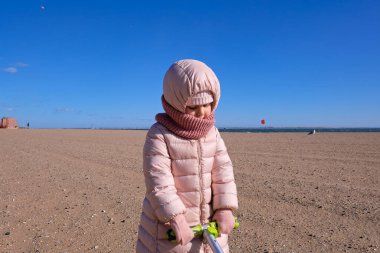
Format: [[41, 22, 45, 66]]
[[15, 127, 380, 132]]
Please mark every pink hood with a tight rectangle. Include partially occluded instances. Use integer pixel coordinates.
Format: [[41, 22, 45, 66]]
[[163, 59, 221, 113]]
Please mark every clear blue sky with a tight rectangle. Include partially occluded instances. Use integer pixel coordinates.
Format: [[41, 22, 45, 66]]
[[1, 0, 379, 128]]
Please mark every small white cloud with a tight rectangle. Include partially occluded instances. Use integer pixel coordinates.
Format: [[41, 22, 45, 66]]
[[1, 62, 29, 73], [55, 107, 81, 114], [0, 104, 15, 111], [14, 62, 29, 67], [2, 67, 17, 73]]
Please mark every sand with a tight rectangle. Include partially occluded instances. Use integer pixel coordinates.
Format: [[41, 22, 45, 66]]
[[0, 129, 379, 252]]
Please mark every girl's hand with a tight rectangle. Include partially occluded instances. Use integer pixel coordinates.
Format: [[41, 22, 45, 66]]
[[212, 208, 235, 235], [170, 214, 194, 245]]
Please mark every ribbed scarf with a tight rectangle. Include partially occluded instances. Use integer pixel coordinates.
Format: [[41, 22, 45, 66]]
[[155, 96, 215, 140]]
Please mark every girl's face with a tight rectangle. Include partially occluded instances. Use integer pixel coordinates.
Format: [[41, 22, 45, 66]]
[[185, 103, 212, 119]]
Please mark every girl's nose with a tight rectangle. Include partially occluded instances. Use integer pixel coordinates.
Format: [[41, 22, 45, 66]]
[[197, 107, 205, 118]]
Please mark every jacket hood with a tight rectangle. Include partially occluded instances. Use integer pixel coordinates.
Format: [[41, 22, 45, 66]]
[[163, 59, 221, 113]]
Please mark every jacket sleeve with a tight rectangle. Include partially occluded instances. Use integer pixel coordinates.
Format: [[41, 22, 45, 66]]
[[212, 128, 238, 211], [143, 124, 187, 223]]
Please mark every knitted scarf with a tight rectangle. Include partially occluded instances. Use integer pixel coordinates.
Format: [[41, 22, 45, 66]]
[[155, 96, 215, 140]]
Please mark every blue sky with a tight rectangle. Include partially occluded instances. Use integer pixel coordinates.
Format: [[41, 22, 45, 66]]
[[1, 0, 379, 128]]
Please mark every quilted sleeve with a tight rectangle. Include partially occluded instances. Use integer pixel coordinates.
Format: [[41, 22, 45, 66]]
[[212, 128, 238, 211], [143, 124, 186, 223]]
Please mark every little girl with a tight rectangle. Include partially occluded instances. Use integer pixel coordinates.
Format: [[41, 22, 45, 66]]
[[136, 59, 238, 253]]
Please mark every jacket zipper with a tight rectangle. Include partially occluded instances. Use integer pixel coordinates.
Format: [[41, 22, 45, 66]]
[[197, 139, 204, 224]]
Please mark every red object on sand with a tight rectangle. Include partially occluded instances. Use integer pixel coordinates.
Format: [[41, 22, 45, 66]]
[[0, 117, 18, 129]]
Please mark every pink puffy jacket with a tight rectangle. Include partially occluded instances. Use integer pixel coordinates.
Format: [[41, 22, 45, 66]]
[[136, 60, 238, 253]]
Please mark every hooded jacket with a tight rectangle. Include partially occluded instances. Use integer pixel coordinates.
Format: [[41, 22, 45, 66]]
[[136, 60, 238, 253]]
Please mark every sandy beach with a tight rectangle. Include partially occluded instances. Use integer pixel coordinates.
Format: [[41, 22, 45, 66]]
[[0, 129, 379, 253]]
